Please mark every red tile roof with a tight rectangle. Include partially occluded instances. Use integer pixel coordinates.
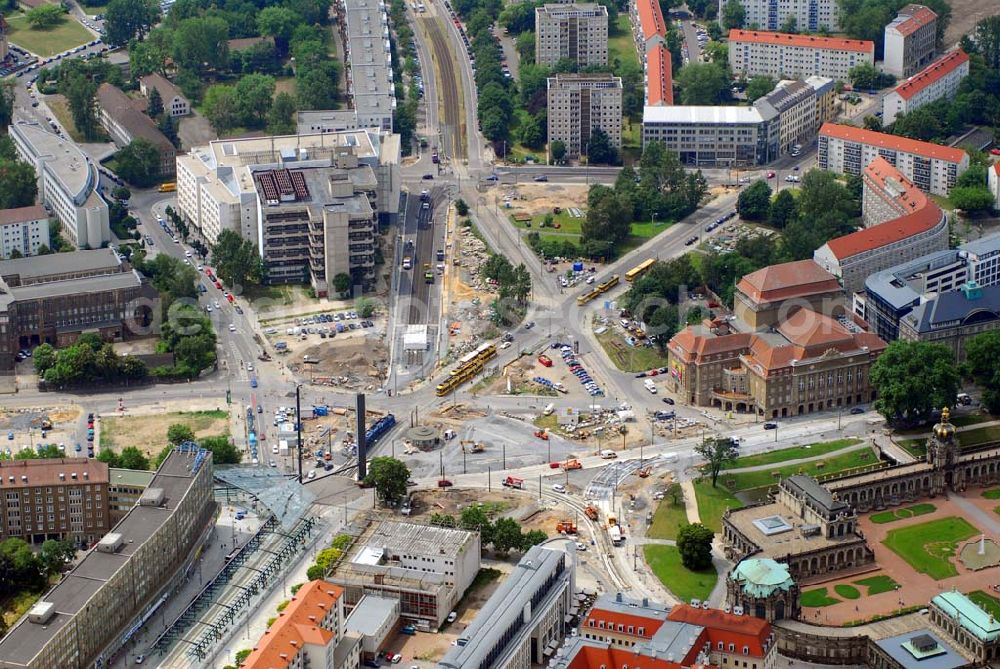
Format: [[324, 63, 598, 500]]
[[890, 4, 937, 37], [582, 608, 667, 640], [667, 605, 772, 658], [636, 0, 666, 42], [776, 309, 852, 350], [667, 329, 752, 364], [893, 50, 968, 100], [0, 204, 49, 226], [646, 44, 674, 106], [822, 157, 943, 260], [736, 259, 841, 304], [728, 29, 874, 54], [240, 581, 344, 669], [819, 122, 967, 163], [566, 644, 712, 669]]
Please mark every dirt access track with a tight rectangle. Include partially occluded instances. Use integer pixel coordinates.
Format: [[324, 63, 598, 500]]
[[944, 0, 993, 48]]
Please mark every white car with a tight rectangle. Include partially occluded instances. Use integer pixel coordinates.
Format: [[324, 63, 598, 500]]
[[247, 364, 254, 372], [213, 300, 220, 309], [197, 264, 204, 271], [575, 542, 587, 551], [228, 324, 236, 332], [552, 484, 566, 493], [205, 306, 212, 313], [499, 341, 511, 349], [308, 469, 316, 479], [447, 612, 457, 623]]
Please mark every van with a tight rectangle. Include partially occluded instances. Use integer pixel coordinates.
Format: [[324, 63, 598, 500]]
[[644, 379, 657, 394], [543, 403, 555, 416], [601, 450, 618, 459]]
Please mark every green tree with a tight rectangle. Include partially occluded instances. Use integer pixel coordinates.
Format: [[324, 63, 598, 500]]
[[115, 139, 161, 187], [267, 92, 297, 135], [0, 82, 14, 134], [870, 341, 961, 424], [153, 445, 174, 469], [491, 517, 523, 555], [233, 74, 276, 129], [974, 15, 1000, 69], [768, 189, 797, 229], [550, 140, 566, 163], [202, 85, 238, 134], [210, 229, 265, 289], [586, 128, 617, 165], [677, 522, 714, 570], [779, 14, 797, 33], [675, 62, 729, 104], [848, 63, 894, 90], [97, 449, 121, 467], [0, 159, 38, 209], [736, 179, 771, 220], [146, 86, 163, 118], [744, 75, 775, 103], [104, 0, 159, 47], [455, 199, 470, 216], [39, 540, 75, 575], [32, 343, 56, 375], [460, 505, 494, 545], [430, 512, 457, 527], [199, 435, 241, 464], [966, 331, 1000, 414], [364, 457, 409, 506], [356, 297, 376, 318], [26, 4, 65, 29], [112, 185, 132, 201], [721, 0, 744, 28], [306, 564, 326, 580], [172, 16, 229, 74], [520, 529, 548, 550], [694, 437, 739, 487], [257, 6, 302, 54], [949, 187, 995, 213], [61, 71, 99, 140], [332, 273, 352, 296], [167, 423, 195, 445], [118, 446, 150, 470]]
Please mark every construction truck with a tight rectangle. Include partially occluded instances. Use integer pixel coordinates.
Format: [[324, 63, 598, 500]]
[[562, 459, 582, 470], [502, 476, 524, 489], [584, 504, 599, 520], [461, 441, 484, 453], [555, 520, 577, 534], [607, 515, 624, 546], [533, 430, 549, 441]]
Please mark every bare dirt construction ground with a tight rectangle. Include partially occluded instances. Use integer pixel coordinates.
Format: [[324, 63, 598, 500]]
[[294, 338, 388, 390], [0, 407, 81, 451], [100, 410, 229, 457], [944, 0, 992, 47], [407, 488, 525, 519], [445, 224, 499, 356], [498, 183, 589, 217]]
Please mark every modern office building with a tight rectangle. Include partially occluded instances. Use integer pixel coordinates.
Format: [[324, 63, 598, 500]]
[[0, 446, 215, 669], [175, 130, 400, 247], [335, 0, 396, 131], [883, 4, 938, 78], [240, 580, 360, 669], [438, 545, 575, 669], [818, 123, 968, 196], [643, 105, 779, 166], [859, 233, 1000, 342], [814, 157, 947, 294], [535, 3, 608, 67], [0, 249, 153, 369], [0, 458, 109, 546], [251, 163, 377, 294], [0, 205, 50, 259], [94, 84, 176, 178], [560, 596, 777, 669], [666, 259, 886, 417], [728, 30, 874, 81], [644, 43, 673, 106], [329, 520, 480, 630], [882, 50, 969, 125], [138, 74, 190, 117], [107, 468, 155, 524], [719, 0, 840, 33], [547, 73, 622, 159], [8, 122, 110, 250], [898, 281, 1000, 360]]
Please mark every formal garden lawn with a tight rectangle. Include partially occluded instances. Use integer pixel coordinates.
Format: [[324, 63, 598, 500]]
[[855, 575, 900, 595], [6, 13, 92, 57], [983, 489, 1000, 500], [883, 517, 978, 580], [834, 584, 861, 599], [722, 439, 861, 470], [720, 448, 879, 492], [870, 503, 937, 524], [801, 587, 840, 607], [643, 545, 717, 602], [692, 480, 743, 534]]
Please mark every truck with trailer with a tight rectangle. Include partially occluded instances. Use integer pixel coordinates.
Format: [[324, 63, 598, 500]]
[[502, 476, 524, 489]]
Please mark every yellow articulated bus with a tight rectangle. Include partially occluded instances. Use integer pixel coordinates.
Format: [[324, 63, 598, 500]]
[[436, 342, 498, 396], [624, 258, 655, 282], [576, 274, 621, 306], [158, 182, 177, 193]]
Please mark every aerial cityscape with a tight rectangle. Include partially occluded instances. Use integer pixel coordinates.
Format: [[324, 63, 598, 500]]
[[0, 0, 997, 666]]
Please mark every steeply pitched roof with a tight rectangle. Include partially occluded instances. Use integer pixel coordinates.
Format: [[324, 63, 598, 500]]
[[893, 50, 968, 101], [932, 591, 1000, 642], [95, 84, 174, 152], [889, 4, 938, 37], [667, 605, 772, 658], [820, 122, 967, 163], [729, 29, 874, 54], [139, 73, 185, 102], [776, 309, 852, 350], [646, 43, 673, 106], [635, 0, 666, 41], [735, 259, 840, 304]]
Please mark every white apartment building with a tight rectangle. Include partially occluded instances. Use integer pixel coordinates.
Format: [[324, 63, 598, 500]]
[[883, 4, 938, 78], [990, 162, 1000, 211], [720, 0, 840, 33], [643, 105, 779, 166], [9, 122, 110, 250], [338, 0, 396, 131], [882, 50, 969, 125], [818, 122, 968, 196], [0, 205, 50, 259], [728, 29, 874, 81], [547, 73, 622, 159], [175, 130, 400, 246], [535, 3, 608, 67]]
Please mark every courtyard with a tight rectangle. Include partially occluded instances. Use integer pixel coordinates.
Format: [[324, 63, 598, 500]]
[[799, 488, 1000, 625]]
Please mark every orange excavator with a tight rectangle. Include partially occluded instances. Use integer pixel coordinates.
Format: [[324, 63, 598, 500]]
[[584, 505, 599, 520], [555, 520, 577, 534]]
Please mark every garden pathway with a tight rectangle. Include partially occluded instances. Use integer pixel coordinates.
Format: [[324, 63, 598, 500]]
[[897, 419, 1000, 440], [949, 492, 1000, 535], [681, 479, 730, 606], [722, 441, 870, 474]]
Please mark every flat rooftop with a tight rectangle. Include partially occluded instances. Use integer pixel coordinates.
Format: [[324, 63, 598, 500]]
[[11, 122, 98, 202], [7, 270, 141, 302], [344, 595, 398, 636], [643, 104, 773, 125], [0, 448, 210, 667], [0, 248, 120, 282], [109, 468, 156, 489], [355, 520, 474, 559], [726, 501, 864, 557], [874, 629, 969, 669]]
